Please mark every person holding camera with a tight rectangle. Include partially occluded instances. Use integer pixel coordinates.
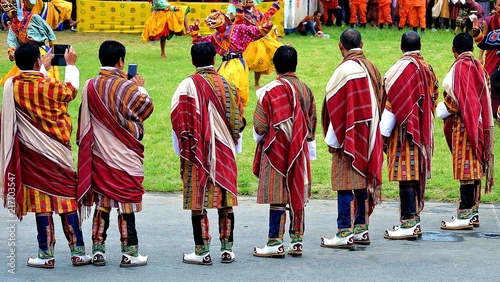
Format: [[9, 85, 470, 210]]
[[77, 40, 153, 268], [0, 42, 91, 269]]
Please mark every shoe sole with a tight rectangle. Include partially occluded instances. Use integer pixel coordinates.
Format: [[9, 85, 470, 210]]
[[92, 262, 106, 266], [287, 251, 302, 257], [383, 235, 418, 240], [27, 264, 54, 269], [120, 262, 148, 267], [440, 225, 473, 230], [253, 252, 285, 258], [182, 259, 213, 265], [353, 240, 371, 245], [320, 243, 356, 249], [221, 259, 234, 263], [72, 261, 91, 266]]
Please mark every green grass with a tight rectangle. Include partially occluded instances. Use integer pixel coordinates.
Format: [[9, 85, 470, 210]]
[[1, 26, 499, 203]]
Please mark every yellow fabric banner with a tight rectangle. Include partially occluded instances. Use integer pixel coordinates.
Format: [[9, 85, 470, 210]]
[[76, 1, 284, 36]]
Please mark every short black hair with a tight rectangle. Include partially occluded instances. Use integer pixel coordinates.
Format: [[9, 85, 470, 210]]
[[191, 42, 216, 67], [401, 31, 421, 52], [15, 42, 40, 71], [340, 29, 362, 50], [273, 45, 297, 74], [313, 10, 321, 16], [453, 33, 473, 54], [98, 40, 126, 67]]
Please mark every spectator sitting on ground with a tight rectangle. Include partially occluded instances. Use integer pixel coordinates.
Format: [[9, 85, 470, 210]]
[[297, 10, 324, 37]]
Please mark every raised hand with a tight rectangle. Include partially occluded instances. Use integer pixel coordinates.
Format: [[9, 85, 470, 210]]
[[188, 19, 200, 33], [472, 16, 479, 31]]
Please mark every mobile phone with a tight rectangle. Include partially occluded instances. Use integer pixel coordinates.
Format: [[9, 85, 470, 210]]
[[51, 44, 70, 66], [127, 63, 138, 80]]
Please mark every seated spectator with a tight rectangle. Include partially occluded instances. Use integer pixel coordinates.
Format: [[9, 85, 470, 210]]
[[297, 10, 324, 37], [1, 9, 9, 31]]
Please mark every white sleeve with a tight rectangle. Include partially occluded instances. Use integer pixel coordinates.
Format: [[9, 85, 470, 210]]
[[308, 140, 317, 160], [235, 133, 242, 154], [324, 123, 341, 148], [172, 130, 180, 156], [253, 127, 265, 143], [380, 110, 397, 137], [436, 101, 452, 119], [64, 65, 80, 90]]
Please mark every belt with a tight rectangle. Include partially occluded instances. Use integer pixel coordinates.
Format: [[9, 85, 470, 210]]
[[222, 53, 242, 62]]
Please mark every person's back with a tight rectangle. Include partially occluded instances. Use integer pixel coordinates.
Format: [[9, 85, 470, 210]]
[[0, 42, 91, 268], [437, 32, 493, 230], [381, 31, 438, 240], [78, 40, 153, 268], [253, 45, 316, 258], [171, 42, 243, 265], [321, 29, 384, 249]]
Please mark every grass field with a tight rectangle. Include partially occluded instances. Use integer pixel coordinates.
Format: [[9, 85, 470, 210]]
[[1, 25, 499, 203]]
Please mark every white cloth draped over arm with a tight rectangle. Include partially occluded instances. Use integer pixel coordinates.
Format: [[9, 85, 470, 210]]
[[324, 122, 341, 148], [235, 133, 242, 154], [172, 129, 180, 156], [64, 65, 80, 90], [253, 127, 265, 143], [436, 101, 452, 119], [379, 110, 397, 137], [308, 140, 317, 160], [40, 65, 48, 77]]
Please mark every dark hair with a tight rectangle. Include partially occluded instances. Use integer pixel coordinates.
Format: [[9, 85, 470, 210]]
[[453, 33, 473, 54], [313, 10, 321, 16], [401, 31, 421, 52], [340, 29, 362, 50], [15, 42, 40, 71], [191, 42, 216, 67], [98, 40, 126, 67], [273, 45, 297, 74]]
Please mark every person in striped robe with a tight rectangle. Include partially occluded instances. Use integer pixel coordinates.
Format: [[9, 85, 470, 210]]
[[437, 33, 494, 230], [321, 29, 385, 249], [171, 42, 243, 265], [78, 40, 154, 267], [380, 31, 439, 240], [252, 45, 317, 258], [0, 42, 91, 268], [0, 1, 59, 86]]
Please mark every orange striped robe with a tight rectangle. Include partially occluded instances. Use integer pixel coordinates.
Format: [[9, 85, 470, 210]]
[[13, 72, 77, 215], [84, 68, 153, 213]]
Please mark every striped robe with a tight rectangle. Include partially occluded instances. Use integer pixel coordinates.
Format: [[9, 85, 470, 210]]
[[1, 72, 78, 219], [77, 68, 154, 214], [253, 73, 316, 212], [322, 50, 384, 206], [171, 67, 242, 211], [442, 52, 494, 192], [383, 51, 438, 211]]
